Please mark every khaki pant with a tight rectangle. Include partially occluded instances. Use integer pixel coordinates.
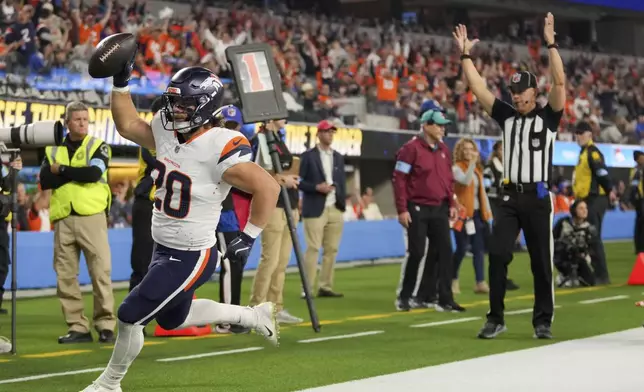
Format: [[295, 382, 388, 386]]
[[53, 213, 115, 333], [250, 208, 299, 311], [303, 206, 343, 292]]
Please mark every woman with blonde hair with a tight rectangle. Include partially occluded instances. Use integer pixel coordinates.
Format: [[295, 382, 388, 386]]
[[452, 138, 492, 294]]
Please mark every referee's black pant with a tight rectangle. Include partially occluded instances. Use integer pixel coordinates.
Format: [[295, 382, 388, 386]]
[[217, 231, 244, 305], [488, 186, 554, 328], [584, 195, 609, 283], [129, 197, 154, 292], [0, 221, 9, 310], [398, 201, 453, 304]]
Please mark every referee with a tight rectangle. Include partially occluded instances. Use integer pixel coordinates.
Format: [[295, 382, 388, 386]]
[[454, 13, 566, 340]]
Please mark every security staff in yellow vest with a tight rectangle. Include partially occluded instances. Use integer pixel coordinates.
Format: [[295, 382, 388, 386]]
[[129, 97, 163, 295], [39, 101, 116, 345], [572, 121, 615, 285], [0, 156, 22, 315], [630, 151, 644, 254]]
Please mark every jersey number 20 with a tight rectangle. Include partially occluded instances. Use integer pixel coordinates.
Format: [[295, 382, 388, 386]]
[[151, 161, 192, 219]]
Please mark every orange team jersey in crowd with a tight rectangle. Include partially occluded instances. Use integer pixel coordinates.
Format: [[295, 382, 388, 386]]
[[408, 73, 428, 92], [376, 74, 398, 102], [79, 23, 102, 47]]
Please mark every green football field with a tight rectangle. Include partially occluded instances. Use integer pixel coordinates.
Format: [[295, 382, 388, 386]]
[[1, 242, 643, 391]]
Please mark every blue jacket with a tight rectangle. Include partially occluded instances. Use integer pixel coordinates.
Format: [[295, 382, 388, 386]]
[[298, 147, 346, 218]]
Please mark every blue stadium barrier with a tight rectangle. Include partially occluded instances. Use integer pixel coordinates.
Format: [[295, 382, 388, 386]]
[[5, 219, 406, 290], [4, 211, 636, 290]]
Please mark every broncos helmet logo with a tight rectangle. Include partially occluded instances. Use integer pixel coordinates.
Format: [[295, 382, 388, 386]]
[[198, 75, 223, 93]]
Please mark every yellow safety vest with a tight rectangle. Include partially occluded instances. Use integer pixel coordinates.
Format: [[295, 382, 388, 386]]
[[45, 135, 112, 222], [572, 141, 606, 199]]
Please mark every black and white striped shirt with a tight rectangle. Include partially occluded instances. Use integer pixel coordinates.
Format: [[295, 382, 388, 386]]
[[491, 99, 563, 184]]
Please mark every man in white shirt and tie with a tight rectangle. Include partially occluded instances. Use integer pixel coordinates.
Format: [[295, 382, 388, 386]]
[[299, 120, 347, 297]]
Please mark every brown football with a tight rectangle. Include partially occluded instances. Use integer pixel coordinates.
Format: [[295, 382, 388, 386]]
[[88, 33, 137, 79]]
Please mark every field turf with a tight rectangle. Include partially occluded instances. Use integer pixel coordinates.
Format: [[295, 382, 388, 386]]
[[0, 242, 643, 391]]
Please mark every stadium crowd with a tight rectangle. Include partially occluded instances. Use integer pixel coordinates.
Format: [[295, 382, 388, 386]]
[[0, 0, 643, 144]]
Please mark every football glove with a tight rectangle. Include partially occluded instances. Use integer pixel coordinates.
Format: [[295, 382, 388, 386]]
[[224, 232, 255, 268], [113, 46, 138, 88]]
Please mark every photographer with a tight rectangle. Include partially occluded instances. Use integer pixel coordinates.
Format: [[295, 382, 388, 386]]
[[553, 200, 598, 287], [0, 156, 23, 315]]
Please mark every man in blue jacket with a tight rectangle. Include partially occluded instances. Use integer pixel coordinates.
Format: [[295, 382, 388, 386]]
[[299, 120, 346, 297]]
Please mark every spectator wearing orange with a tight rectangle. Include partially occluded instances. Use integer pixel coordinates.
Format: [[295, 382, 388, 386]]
[[73, 1, 112, 47], [451, 139, 491, 295], [554, 181, 574, 213]]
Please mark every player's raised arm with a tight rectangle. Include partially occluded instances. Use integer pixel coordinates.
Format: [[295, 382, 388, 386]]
[[110, 49, 155, 150], [453, 24, 496, 115], [544, 12, 566, 112]]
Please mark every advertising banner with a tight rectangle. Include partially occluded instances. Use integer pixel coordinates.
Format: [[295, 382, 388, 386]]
[[0, 69, 233, 96], [0, 96, 639, 168], [0, 98, 152, 146]]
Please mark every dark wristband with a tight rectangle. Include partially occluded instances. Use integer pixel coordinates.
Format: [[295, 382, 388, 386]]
[[460, 54, 472, 60], [547, 43, 558, 49]]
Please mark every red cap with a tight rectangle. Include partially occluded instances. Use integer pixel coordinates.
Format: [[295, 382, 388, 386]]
[[317, 120, 337, 132]]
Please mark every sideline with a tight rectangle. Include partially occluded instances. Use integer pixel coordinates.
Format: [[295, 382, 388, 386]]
[[296, 328, 644, 392], [0, 289, 632, 386], [0, 282, 623, 362]]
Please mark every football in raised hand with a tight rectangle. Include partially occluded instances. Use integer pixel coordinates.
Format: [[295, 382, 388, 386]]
[[88, 33, 137, 79]]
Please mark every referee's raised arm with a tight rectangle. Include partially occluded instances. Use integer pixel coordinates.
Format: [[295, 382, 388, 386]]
[[544, 12, 566, 113]]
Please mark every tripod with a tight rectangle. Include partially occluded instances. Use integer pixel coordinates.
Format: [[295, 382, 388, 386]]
[[0, 146, 20, 355], [262, 126, 321, 333], [557, 256, 591, 288]]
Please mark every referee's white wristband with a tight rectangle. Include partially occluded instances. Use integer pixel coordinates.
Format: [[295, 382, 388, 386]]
[[112, 86, 130, 93], [243, 222, 263, 239]]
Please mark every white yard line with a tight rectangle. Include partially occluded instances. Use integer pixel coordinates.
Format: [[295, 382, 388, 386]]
[[0, 367, 104, 385], [157, 347, 263, 362], [579, 295, 629, 304], [505, 305, 562, 315], [298, 331, 384, 344], [410, 317, 481, 328]]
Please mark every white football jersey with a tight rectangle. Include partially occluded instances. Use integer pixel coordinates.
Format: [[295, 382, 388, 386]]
[[148, 113, 252, 251]]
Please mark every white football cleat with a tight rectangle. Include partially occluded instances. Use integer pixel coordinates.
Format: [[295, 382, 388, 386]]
[[0, 336, 11, 354], [253, 302, 280, 346], [80, 382, 122, 392]]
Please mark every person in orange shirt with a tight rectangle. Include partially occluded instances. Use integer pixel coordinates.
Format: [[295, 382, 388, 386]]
[[408, 65, 428, 93], [376, 68, 398, 102], [554, 180, 574, 213], [73, 1, 112, 47]]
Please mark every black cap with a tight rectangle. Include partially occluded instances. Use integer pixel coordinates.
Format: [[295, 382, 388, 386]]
[[509, 71, 537, 94], [574, 121, 593, 134]]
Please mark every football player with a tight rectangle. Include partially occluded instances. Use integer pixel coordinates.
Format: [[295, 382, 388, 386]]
[[82, 58, 281, 391]]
